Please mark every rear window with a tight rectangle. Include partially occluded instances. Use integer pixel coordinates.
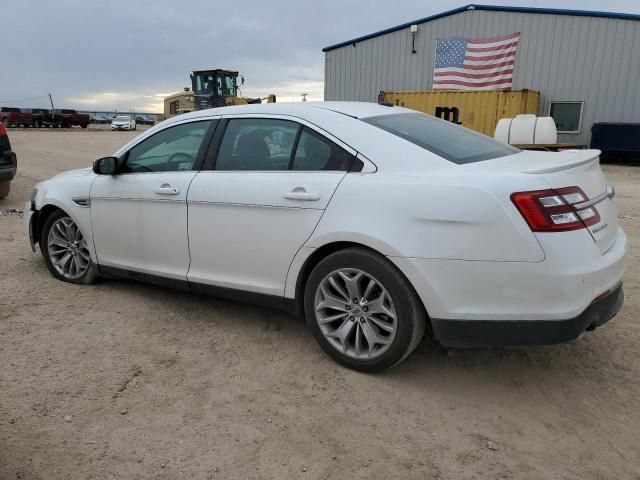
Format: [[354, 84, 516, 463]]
[[1, 107, 20, 113], [363, 113, 519, 164]]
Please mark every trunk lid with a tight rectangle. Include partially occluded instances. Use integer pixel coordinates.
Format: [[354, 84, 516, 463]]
[[489, 149, 617, 253]]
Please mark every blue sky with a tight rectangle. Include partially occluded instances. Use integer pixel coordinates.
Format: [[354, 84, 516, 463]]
[[2, 0, 638, 112]]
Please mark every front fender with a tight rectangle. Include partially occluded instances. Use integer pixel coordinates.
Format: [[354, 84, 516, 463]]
[[31, 171, 97, 262]]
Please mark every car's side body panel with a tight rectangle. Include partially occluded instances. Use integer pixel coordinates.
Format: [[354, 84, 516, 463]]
[[90, 171, 197, 279], [25, 168, 98, 262], [304, 171, 548, 262], [187, 170, 346, 295]]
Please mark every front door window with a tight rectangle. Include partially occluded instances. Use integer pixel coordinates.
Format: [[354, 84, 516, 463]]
[[122, 120, 214, 173]]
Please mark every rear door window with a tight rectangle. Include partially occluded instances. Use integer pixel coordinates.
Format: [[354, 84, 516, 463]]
[[215, 119, 300, 171], [364, 113, 519, 164]]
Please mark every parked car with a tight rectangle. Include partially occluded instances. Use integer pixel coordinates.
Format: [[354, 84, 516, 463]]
[[135, 116, 155, 126], [111, 116, 136, 131], [24, 102, 627, 372], [0, 122, 17, 199], [1, 107, 32, 128], [25, 108, 62, 128], [53, 109, 90, 128]]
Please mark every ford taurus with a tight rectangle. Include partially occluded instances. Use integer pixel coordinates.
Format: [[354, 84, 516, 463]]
[[25, 102, 627, 371]]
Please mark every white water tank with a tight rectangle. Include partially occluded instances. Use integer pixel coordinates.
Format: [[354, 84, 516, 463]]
[[494, 115, 558, 145]]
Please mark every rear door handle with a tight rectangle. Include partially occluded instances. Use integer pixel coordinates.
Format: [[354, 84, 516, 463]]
[[154, 184, 180, 195], [282, 187, 320, 201]]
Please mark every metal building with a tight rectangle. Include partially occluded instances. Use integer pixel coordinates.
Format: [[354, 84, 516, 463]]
[[323, 4, 640, 145]]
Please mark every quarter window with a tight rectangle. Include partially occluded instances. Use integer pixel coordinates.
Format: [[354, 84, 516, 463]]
[[122, 120, 214, 173], [549, 101, 583, 133], [291, 127, 354, 171]]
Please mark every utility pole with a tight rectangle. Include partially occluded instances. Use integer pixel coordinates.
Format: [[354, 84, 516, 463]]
[[301, 93, 308, 102], [49, 93, 55, 110]]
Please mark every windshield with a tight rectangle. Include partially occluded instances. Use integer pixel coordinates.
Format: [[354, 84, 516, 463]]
[[363, 113, 519, 164], [114, 116, 130, 121]]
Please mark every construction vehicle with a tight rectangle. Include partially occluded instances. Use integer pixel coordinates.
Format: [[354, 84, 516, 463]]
[[190, 69, 276, 110]]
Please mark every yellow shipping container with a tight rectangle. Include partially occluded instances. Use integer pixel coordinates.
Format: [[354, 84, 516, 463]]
[[380, 90, 539, 136]]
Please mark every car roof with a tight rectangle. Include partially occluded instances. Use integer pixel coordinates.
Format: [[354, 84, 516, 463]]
[[166, 101, 408, 125]]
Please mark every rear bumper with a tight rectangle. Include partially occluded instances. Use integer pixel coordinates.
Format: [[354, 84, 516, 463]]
[[0, 166, 16, 182], [431, 284, 623, 347], [392, 227, 627, 321]]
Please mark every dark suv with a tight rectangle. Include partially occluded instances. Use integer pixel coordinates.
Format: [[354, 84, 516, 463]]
[[0, 122, 17, 199]]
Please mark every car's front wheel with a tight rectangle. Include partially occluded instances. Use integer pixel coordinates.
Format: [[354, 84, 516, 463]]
[[304, 247, 427, 372], [40, 210, 97, 284]]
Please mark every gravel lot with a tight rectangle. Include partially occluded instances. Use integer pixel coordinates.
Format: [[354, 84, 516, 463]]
[[1, 127, 639, 479]]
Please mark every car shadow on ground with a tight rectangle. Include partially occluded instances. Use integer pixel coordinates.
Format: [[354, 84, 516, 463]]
[[89, 271, 621, 394]]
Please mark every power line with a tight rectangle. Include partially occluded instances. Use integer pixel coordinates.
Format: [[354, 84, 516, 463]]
[[0, 95, 49, 104]]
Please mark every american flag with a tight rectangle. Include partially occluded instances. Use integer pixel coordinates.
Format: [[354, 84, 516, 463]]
[[432, 32, 521, 91]]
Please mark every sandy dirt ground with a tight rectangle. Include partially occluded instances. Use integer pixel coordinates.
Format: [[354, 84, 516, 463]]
[[1, 127, 639, 480]]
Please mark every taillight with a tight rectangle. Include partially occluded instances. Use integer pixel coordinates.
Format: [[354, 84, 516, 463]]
[[511, 186, 600, 232], [8, 151, 17, 167]]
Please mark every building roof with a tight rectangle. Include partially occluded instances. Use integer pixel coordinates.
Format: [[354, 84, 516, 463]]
[[322, 4, 640, 52]]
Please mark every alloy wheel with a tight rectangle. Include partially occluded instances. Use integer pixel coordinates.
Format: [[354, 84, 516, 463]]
[[314, 268, 397, 360], [47, 217, 91, 280]]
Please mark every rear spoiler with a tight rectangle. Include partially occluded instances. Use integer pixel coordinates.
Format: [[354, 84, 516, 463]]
[[522, 149, 601, 174]]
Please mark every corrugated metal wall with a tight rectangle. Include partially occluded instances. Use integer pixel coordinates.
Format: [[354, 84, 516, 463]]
[[324, 8, 640, 145]]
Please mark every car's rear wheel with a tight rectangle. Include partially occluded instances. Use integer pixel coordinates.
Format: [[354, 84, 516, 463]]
[[40, 210, 97, 284], [304, 247, 427, 372], [0, 181, 10, 199]]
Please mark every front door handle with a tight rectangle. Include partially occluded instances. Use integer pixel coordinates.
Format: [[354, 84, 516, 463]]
[[154, 183, 180, 195], [282, 187, 320, 201]]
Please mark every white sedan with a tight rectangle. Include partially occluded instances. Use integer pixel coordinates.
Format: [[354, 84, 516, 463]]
[[111, 115, 136, 131], [25, 102, 627, 371]]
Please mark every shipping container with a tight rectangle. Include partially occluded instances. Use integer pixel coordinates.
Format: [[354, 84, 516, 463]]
[[379, 90, 539, 137]]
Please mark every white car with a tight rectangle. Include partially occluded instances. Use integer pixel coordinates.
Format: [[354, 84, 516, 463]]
[[111, 116, 136, 131], [25, 102, 627, 371]]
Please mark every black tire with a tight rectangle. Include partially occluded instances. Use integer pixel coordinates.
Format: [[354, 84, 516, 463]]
[[304, 247, 427, 372], [0, 181, 10, 199], [81, 124, 88, 129], [40, 209, 98, 285]]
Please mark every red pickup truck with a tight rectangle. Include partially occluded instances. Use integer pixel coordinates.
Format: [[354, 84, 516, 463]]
[[53, 109, 90, 128], [1, 107, 32, 128]]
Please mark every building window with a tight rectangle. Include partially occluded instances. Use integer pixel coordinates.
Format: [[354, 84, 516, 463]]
[[549, 101, 583, 134], [169, 100, 179, 115]]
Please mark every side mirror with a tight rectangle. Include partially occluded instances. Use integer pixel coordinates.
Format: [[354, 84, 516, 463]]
[[93, 156, 118, 175]]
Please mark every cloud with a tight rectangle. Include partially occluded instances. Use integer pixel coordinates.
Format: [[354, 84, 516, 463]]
[[66, 91, 168, 113], [2, 0, 639, 111]]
